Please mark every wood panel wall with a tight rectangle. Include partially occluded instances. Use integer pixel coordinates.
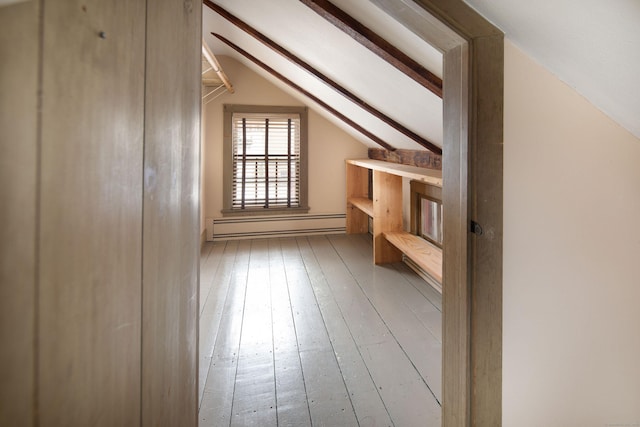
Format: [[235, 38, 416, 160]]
[[38, 1, 146, 424], [0, 2, 39, 425], [0, 1, 201, 425], [142, 2, 201, 426]]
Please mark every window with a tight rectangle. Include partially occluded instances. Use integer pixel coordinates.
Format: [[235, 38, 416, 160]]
[[418, 195, 443, 247], [410, 180, 443, 248], [223, 105, 309, 215]]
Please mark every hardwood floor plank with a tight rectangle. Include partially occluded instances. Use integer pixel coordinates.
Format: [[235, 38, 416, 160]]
[[200, 241, 225, 314], [392, 261, 443, 312], [353, 234, 442, 312], [199, 241, 237, 401], [231, 240, 277, 427], [280, 240, 333, 353], [351, 234, 442, 340], [280, 239, 359, 427], [268, 239, 312, 427], [199, 363, 235, 426], [200, 240, 251, 425], [308, 235, 441, 426], [299, 349, 359, 427], [273, 350, 311, 427], [360, 340, 441, 427], [296, 237, 394, 427], [198, 234, 442, 426], [329, 234, 443, 401]]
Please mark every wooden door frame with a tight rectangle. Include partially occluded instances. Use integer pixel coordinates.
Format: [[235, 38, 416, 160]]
[[371, 1, 504, 425]]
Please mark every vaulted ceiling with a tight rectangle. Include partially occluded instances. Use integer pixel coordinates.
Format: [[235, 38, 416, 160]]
[[203, 0, 640, 151], [203, 0, 444, 152]]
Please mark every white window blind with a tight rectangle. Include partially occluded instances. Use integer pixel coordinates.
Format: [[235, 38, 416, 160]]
[[232, 112, 301, 210]]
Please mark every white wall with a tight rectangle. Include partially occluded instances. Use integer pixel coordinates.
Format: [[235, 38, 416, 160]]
[[503, 40, 640, 426], [202, 56, 367, 239]]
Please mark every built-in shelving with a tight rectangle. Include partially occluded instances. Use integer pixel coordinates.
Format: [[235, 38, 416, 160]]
[[348, 197, 373, 217], [345, 159, 442, 289]]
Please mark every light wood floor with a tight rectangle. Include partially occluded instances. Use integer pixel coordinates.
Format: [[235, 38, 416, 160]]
[[198, 234, 442, 427]]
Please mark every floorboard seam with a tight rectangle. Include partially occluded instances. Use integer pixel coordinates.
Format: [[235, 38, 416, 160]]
[[327, 236, 442, 407]]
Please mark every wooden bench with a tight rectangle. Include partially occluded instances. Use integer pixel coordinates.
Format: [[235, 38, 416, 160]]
[[383, 231, 442, 284]]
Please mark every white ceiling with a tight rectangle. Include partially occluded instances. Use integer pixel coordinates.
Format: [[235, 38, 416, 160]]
[[463, 0, 640, 139], [204, 0, 640, 150], [203, 0, 443, 151]]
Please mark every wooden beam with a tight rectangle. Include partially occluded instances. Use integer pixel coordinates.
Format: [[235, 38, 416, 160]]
[[204, 1, 441, 155], [212, 32, 397, 152], [368, 148, 442, 169], [300, 0, 443, 98]]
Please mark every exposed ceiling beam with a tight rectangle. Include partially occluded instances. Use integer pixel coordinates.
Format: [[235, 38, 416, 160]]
[[204, 1, 441, 155], [300, 0, 443, 98], [368, 148, 441, 169], [212, 33, 397, 152]]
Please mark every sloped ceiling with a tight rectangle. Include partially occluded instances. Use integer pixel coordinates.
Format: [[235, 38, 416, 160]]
[[463, 0, 640, 139], [204, 0, 640, 149], [203, 0, 443, 151]]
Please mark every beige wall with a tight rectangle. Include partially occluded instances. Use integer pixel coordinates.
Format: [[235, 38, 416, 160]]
[[503, 40, 640, 426], [202, 56, 367, 238]]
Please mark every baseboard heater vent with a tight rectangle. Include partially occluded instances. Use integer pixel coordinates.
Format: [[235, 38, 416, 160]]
[[210, 213, 346, 241], [402, 254, 442, 294]]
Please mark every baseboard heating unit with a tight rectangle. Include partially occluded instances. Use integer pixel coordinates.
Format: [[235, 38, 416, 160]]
[[207, 213, 346, 241]]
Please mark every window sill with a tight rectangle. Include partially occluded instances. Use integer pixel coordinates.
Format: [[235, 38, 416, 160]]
[[221, 206, 310, 217]]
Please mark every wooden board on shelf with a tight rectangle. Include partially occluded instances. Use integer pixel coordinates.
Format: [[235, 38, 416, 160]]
[[347, 159, 442, 186], [372, 170, 403, 264], [348, 197, 373, 217], [345, 162, 370, 234], [383, 231, 442, 284]]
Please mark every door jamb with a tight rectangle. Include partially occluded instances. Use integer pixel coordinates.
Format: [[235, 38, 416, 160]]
[[371, 1, 504, 425]]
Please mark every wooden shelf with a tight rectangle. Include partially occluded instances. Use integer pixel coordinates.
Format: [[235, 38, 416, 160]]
[[348, 197, 373, 217], [346, 159, 442, 186], [383, 231, 442, 284], [345, 158, 443, 287]]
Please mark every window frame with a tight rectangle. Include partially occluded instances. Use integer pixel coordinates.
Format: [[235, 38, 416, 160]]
[[410, 179, 443, 247], [222, 104, 309, 216]]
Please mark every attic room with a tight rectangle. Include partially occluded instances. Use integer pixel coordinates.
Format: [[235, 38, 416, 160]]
[[198, 1, 451, 425], [1, 0, 639, 427]]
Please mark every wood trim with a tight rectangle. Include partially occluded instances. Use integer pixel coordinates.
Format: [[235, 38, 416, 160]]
[[348, 197, 373, 218], [410, 179, 443, 236], [212, 33, 396, 151], [300, 0, 443, 98], [345, 162, 370, 234], [204, 2, 440, 154], [0, 2, 38, 424], [202, 37, 234, 93], [38, 2, 145, 424], [371, 1, 504, 425], [383, 231, 442, 283], [372, 170, 403, 264], [142, 1, 201, 424], [368, 148, 442, 169], [467, 33, 504, 427], [221, 104, 309, 215], [441, 42, 471, 427], [346, 158, 442, 185]]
